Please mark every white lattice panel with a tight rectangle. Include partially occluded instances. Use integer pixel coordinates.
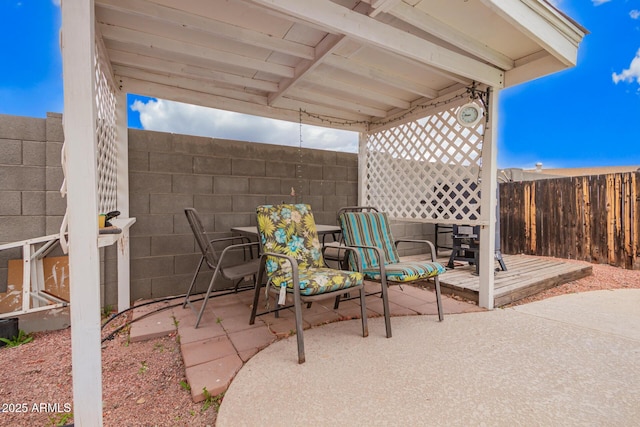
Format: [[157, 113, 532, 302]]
[[95, 39, 118, 214], [365, 103, 484, 224]]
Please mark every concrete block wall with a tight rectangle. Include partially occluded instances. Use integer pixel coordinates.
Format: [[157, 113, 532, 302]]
[[0, 113, 66, 294], [127, 130, 363, 300], [0, 113, 65, 242]]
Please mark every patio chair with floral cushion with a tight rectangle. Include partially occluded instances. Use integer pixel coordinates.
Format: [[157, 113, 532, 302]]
[[338, 208, 446, 338], [249, 203, 368, 364]]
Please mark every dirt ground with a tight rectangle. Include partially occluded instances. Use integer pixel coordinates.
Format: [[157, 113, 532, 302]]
[[0, 260, 638, 426]]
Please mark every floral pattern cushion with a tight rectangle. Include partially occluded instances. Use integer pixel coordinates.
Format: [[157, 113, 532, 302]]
[[257, 204, 363, 294], [270, 267, 364, 296]]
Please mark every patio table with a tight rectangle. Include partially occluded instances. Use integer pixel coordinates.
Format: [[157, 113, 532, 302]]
[[231, 224, 341, 242]]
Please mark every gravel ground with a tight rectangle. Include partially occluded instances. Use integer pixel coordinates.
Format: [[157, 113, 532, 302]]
[[0, 312, 216, 426], [0, 260, 638, 426]]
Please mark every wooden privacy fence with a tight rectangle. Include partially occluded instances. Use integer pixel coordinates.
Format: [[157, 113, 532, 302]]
[[500, 172, 640, 269]]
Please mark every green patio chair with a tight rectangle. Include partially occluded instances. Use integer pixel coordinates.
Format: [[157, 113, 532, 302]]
[[338, 208, 446, 338], [249, 203, 368, 364]]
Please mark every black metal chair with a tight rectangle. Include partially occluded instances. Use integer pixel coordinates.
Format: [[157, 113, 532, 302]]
[[183, 208, 260, 328]]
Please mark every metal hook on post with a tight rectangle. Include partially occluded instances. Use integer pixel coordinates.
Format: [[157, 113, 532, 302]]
[[467, 82, 491, 123]]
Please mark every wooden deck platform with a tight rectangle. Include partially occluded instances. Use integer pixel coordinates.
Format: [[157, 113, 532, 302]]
[[409, 253, 593, 307]]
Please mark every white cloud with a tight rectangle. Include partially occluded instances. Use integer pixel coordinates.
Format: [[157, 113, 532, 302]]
[[612, 48, 640, 85], [592, 0, 612, 5], [630, 10, 640, 20], [130, 98, 358, 152]]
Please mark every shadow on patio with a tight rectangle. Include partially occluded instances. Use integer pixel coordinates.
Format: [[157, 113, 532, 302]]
[[129, 280, 483, 402]]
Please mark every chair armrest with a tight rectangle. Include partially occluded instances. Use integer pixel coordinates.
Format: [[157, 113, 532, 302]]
[[259, 251, 301, 300], [340, 243, 387, 279], [218, 241, 261, 262], [394, 239, 437, 262], [209, 235, 251, 245], [321, 244, 363, 273]]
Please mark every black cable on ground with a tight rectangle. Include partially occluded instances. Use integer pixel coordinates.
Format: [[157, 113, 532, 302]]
[[101, 292, 193, 330], [101, 297, 203, 344], [100, 285, 254, 344]]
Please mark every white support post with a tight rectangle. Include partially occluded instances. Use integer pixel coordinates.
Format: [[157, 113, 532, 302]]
[[61, 1, 104, 425], [478, 87, 500, 309], [357, 132, 368, 206], [116, 90, 131, 313]]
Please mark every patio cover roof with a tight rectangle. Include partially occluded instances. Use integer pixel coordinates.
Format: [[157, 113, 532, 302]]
[[61, 1, 586, 424], [96, 0, 586, 131]]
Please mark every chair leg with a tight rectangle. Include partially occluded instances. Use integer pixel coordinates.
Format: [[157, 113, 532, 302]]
[[195, 269, 220, 329], [333, 294, 341, 310], [183, 257, 205, 309], [358, 287, 368, 337], [249, 269, 265, 325], [380, 278, 392, 338], [293, 293, 305, 364], [434, 276, 444, 322]]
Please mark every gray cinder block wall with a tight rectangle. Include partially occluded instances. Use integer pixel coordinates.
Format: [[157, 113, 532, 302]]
[[0, 113, 66, 295], [127, 130, 363, 301], [1, 112, 436, 307]]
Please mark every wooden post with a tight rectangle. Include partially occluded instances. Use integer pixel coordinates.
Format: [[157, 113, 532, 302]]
[[116, 90, 131, 313], [478, 87, 499, 309], [61, 0, 103, 425], [358, 131, 368, 206]]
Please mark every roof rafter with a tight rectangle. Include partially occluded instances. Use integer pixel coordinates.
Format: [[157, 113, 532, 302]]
[[114, 66, 268, 104], [368, 0, 401, 18], [99, 23, 295, 78], [247, 0, 504, 87], [268, 34, 347, 106], [302, 73, 411, 110], [109, 49, 279, 92], [388, 2, 514, 71], [323, 55, 440, 99], [96, 0, 315, 60]]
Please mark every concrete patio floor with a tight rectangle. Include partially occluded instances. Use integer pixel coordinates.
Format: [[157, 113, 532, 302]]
[[217, 289, 640, 426], [129, 281, 483, 402]]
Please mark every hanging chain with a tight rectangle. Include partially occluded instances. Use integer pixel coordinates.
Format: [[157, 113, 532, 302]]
[[476, 87, 491, 184], [295, 108, 303, 204]]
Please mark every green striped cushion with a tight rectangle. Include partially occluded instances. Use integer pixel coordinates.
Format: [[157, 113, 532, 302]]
[[339, 212, 400, 271], [364, 261, 446, 283]]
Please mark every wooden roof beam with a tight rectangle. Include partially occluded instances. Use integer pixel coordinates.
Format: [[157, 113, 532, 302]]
[[99, 23, 295, 78], [323, 55, 440, 99], [108, 49, 279, 92], [268, 34, 347, 106], [97, 0, 315, 60], [388, 2, 514, 71], [247, 0, 504, 88]]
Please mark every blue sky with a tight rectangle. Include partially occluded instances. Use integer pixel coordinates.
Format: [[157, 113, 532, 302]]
[[1, 0, 639, 169]]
